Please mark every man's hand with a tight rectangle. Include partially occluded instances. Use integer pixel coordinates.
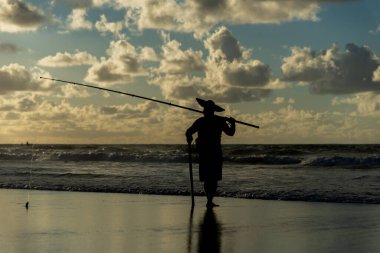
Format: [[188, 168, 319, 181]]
[[226, 117, 235, 124], [223, 117, 236, 136]]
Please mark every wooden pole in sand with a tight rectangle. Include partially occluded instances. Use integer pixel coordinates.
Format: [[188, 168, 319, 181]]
[[188, 143, 195, 207]]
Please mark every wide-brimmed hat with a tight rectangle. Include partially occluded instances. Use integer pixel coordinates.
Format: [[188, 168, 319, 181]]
[[196, 98, 224, 112]]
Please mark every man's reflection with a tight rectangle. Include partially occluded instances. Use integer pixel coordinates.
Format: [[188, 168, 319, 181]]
[[197, 208, 221, 253]]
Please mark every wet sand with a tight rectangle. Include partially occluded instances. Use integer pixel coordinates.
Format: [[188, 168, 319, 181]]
[[1, 189, 380, 253]]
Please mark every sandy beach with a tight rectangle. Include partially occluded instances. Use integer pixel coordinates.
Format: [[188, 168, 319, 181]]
[[1, 189, 380, 253]]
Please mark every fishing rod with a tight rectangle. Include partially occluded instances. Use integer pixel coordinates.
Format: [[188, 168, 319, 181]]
[[40, 77, 260, 128]]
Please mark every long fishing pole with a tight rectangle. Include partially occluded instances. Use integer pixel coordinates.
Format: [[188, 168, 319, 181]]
[[40, 77, 260, 129]]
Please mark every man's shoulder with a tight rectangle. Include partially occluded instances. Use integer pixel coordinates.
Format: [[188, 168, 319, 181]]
[[194, 117, 205, 123]]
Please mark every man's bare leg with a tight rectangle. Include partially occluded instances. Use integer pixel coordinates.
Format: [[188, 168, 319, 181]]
[[204, 180, 219, 208]]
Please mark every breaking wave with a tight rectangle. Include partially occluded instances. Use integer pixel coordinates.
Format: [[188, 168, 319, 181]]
[[1, 144, 380, 204]]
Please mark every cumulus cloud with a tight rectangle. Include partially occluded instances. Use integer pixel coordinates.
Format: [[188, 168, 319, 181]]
[[281, 43, 380, 94], [85, 39, 147, 85], [95, 14, 124, 38], [268, 106, 360, 143], [209, 87, 272, 103], [282, 45, 338, 82], [0, 42, 22, 53], [67, 9, 92, 30], [204, 26, 244, 63], [150, 26, 274, 103], [204, 27, 272, 88], [189, 0, 321, 24], [122, 1, 183, 32], [273, 97, 285, 104], [118, 0, 327, 36], [150, 68, 272, 103], [52, 0, 92, 9], [0, 64, 53, 94], [58, 85, 91, 98], [158, 39, 204, 74], [373, 66, 380, 82], [0, 0, 47, 32], [221, 60, 272, 87], [38, 51, 97, 67], [0, 94, 171, 143], [332, 93, 380, 115], [151, 73, 271, 104], [100, 100, 159, 119], [2, 92, 377, 144], [140, 47, 159, 62], [0, 93, 43, 113], [149, 74, 204, 101], [272, 97, 296, 105]]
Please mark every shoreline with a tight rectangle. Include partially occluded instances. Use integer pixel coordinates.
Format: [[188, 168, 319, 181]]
[[2, 189, 380, 253], [1, 186, 379, 205]]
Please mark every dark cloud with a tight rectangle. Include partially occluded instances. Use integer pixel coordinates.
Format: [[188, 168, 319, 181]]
[[0, 0, 47, 32], [5, 0, 45, 25], [85, 40, 146, 85], [52, 0, 94, 9], [222, 61, 272, 87], [17, 96, 39, 111], [211, 87, 272, 103], [0, 42, 22, 53], [0, 64, 52, 94], [163, 84, 199, 101], [86, 61, 130, 84], [311, 0, 355, 2], [0, 103, 14, 111], [191, 0, 227, 11], [4, 111, 19, 120], [100, 106, 118, 115], [282, 43, 380, 95]]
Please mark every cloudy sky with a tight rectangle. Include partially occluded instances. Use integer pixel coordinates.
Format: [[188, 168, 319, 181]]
[[0, 0, 379, 144]]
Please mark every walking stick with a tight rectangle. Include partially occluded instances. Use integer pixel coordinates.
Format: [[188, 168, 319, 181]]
[[188, 142, 195, 207]]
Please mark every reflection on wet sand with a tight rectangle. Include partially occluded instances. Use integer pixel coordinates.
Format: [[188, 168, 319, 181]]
[[187, 207, 195, 253], [198, 208, 221, 253]]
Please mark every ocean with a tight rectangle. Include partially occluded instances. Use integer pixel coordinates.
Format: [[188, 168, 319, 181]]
[[1, 144, 380, 204]]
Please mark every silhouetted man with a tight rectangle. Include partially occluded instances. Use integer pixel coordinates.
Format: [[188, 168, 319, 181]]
[[186, 98, 235, 208]]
